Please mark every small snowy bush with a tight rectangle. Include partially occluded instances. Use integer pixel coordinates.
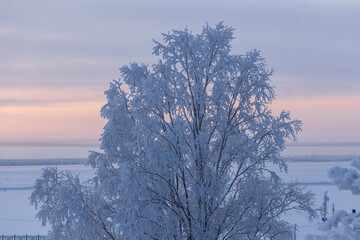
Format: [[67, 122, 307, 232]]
[[307, 156, 360, 240]]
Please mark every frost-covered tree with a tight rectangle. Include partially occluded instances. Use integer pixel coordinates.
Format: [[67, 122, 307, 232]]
[[31, 22, 316, 240], [307, 156, 360, 240]]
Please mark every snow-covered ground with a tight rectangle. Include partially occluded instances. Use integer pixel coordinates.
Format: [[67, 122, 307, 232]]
[[0, 157, 359, 238], [0, 164, 94, 235]]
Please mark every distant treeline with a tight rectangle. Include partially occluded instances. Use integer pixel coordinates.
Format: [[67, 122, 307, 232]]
[[0, 158, 87, 166], [0, 156, 356, 166], [283, 155, 355, 162]]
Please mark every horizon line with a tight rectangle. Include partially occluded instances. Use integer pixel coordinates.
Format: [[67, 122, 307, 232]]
[[0, 139, 100, 147], [0, 140, 360, 147]]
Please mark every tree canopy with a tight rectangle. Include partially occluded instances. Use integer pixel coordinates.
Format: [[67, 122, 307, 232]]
[[31, 22, 316, 240]]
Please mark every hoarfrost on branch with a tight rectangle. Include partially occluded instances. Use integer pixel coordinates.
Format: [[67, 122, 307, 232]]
[[31, 22, 316, 240]]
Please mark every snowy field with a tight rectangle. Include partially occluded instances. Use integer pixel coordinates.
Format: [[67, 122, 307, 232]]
[[267, 159, 359, 239], [0, 164, 95, 235], [0, 157, 359, 238]]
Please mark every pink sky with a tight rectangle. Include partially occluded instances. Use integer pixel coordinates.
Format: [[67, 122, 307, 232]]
[[0, 87, 106, 142], [1, 87, 359, 143], [271, 94, 360, 142], [1, 0, 359, 144]]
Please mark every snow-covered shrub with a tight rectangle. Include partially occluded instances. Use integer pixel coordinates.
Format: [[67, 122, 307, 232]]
[[307, 156, 360, 240]]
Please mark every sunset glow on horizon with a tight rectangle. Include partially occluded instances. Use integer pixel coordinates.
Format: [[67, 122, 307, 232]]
[[0, 87, 106, 142], [271, 94, 360, 142], [1, 86, 360, 144], [1, 0, 359, 146]]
